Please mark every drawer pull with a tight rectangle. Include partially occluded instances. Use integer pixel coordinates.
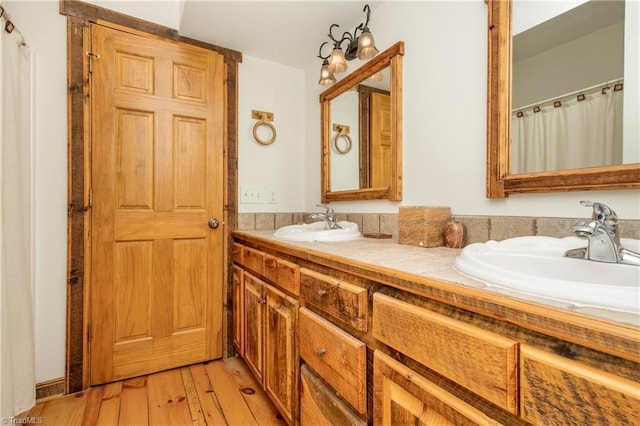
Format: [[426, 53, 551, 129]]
[[315, 348, 326, 357], [317, 289, 327, 297], [257, 297, 267, 305]]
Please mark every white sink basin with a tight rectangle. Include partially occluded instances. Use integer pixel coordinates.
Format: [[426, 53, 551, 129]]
[[273, 221, 362, 242], [453, 236, 640, 312]]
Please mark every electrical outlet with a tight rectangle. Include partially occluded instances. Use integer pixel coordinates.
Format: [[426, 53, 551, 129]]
[[240, 185, 264, 204], [267, 187, 278, 204]]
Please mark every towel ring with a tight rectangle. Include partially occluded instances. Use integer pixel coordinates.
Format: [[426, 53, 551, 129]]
[[252, 110, 276, 145], [332, 124, 352, 154]]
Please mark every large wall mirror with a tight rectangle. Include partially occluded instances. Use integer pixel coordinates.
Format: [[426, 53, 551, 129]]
[[486, 0, 639, 197], [321, 41, 404, 202]]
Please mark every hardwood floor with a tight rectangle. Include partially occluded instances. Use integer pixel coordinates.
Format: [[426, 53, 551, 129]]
[[19, 357, 286, 425]]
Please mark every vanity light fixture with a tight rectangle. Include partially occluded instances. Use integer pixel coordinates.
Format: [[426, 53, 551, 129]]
[[317, 4, 379, 85]]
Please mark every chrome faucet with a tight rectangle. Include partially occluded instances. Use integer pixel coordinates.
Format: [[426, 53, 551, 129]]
[[310, 204, 342, 230], [565, 201, 640, 265]]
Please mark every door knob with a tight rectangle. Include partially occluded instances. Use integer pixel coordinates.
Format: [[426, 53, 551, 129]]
[[208, 218, 220, 229]]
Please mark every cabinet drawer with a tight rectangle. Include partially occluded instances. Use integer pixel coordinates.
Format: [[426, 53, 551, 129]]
[[242, 246, 265, 275], [520, 345, 640, 425], [300, 365, 366, 426], [374, 351, 504, 426], [265, 254, 300, 296], [299, 307, 367, 414], [372, 293, 518, 414], [300, 268, 367, 331]]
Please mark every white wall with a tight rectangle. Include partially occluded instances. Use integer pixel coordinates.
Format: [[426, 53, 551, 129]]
[[513, 22, 624, 108], [304, 1, 640, 219], [329, 91, 360, 191], [624, 0, 640, 163], [238, 56, 306, 212], [4, 0, 68, 384], [5, 0, 640, 386], [512, 0, 589, 35]]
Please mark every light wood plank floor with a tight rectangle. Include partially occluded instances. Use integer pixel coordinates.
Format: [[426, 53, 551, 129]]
[[19, 357, 286, 426]]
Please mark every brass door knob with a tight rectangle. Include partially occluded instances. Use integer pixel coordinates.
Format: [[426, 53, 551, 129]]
[[208, 218, 220, 229]]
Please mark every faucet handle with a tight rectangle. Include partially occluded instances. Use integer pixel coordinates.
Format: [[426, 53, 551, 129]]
[[580, 201, 618, 224], [315, 203, 335, 214]]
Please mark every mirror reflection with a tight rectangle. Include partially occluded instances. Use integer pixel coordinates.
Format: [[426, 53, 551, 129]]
[[321, 41, 403, 202], [485, 0, 639, 197], [511, 0, 634, 174], [330, 69, 391, 191]]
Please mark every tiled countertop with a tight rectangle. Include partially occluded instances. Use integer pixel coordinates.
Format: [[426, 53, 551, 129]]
[[233, 230, 639, 328]]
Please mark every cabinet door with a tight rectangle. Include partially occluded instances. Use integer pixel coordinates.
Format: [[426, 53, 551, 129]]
[[243, 272, 264, 383], [374, 351, 503, 426], [232, 265, 244, 355], [520, 345, 640, 426], [264, 285, 299, 424]]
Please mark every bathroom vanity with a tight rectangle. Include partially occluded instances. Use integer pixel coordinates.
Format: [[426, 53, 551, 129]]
[[231, 230, 639, 425]]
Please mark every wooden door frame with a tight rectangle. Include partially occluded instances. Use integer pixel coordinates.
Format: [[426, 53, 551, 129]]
[[61, 0, 241, 394]]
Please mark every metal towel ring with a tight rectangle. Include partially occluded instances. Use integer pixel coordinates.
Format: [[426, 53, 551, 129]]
[[332, 124, 352, 154], [252, 110, 276, 145]]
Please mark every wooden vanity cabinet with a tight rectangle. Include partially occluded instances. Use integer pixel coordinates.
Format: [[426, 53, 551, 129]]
[[231, 238, 640, 426], [234, 245, 300, 425]]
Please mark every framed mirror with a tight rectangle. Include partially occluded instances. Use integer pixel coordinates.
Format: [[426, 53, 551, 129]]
[[486, 0, 639, 198], [321, 41, 404, 202]]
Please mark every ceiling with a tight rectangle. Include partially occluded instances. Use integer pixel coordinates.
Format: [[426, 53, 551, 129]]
[[178, 1, 384, 69], [513, 0, 625, 62]]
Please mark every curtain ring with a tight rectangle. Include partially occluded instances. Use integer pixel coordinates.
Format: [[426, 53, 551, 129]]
[[251, 110, 276, 145], [332, 124, 352, 154]]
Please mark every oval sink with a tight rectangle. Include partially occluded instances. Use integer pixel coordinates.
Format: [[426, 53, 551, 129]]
[[453, 236, 640, 312], [274, 221, 362, 242]]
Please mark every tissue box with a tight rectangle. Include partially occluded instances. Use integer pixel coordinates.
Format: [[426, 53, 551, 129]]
[[398, 206, 451, 247]]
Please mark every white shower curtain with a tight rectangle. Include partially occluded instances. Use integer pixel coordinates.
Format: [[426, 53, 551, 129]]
[[0, 16, 36, 418], [512, 86, 624, 174]]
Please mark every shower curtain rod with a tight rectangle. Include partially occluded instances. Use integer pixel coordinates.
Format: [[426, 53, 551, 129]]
[[513, 77, 624, 113], [0, 5, 26, 46]]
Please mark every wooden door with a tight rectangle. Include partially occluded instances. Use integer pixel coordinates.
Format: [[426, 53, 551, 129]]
[[370, 92, 392, 188], [264, 285, 298, 423], [89, 24, 225, 385]]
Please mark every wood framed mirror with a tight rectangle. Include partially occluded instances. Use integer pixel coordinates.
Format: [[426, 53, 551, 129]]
[[486, 0, 639, 198], [321, 41, 404, 202]]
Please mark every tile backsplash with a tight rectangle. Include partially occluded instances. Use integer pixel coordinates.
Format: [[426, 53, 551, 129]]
[[237, 212, 640, 245]]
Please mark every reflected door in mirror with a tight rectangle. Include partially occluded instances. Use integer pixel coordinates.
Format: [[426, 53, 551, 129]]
[[370, 92, 392, 188]]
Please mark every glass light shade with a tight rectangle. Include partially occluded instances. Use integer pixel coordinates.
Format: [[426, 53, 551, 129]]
[[356, 29, 379, 59], [367, 70, 383, 82], [318, 62, 336, 86], [328, 48, 348, 73]]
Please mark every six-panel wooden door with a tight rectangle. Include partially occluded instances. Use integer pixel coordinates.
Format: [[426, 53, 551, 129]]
[[89, 24, 225, 384]]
